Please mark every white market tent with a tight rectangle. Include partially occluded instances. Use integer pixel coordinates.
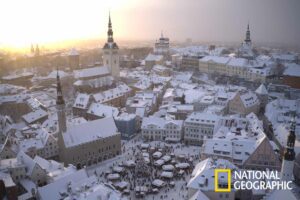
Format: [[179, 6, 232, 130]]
[[153, 151, 163, 159], [162, 164, 175, 171], [160, 171, 173, 179], [175, 163, 190, 169], [107, 173, 120, 180], [152, 179, 165, 187]]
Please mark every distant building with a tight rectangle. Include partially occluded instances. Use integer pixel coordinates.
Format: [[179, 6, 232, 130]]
[[68, 48, 80, 70], [144, 54, 164, 70], [154, 31, 170, 55], [102, 12, 120, 78], [152, 64, 171, 77], [184, 112, 219, 145], [141, 116, 183, 142], [92, 83, 133, 108], [238, 23, 254, 59], [201, 113, 281, 171], [182, 54, 204, 70], [72, 93, 92, 118], [73, 65, 113, 92], [199, 56, 230, 75], [1, 72, 34, 87]]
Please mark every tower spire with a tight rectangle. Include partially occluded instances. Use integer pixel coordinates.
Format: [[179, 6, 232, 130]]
[[245, 22, 251, 44], [107, 11, 114, 43], [284, 117, 296, 160], [31, 44, 35, 54], [56, 66, 65, 105], [35, 44, 40, 56]]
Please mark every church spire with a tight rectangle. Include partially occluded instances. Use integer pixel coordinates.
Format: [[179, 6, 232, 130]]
[[107, 11, 114, 43], [31, 44, 35, 54], [56, 66, 67, 134], [56, 67, 65, 105], [35, 44, 40, 56], [245, 22, 251, 44]]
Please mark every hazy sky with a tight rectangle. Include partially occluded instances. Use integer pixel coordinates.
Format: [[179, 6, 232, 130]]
[[0, 0, 299, 49]]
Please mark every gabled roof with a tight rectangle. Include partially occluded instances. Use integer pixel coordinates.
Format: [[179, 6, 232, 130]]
[[62, 117, 118, 148], [74, 66, 110, 79], [22, 109, 48, 124], [73, 93, 90, 109], [255, 84, 268, 95]]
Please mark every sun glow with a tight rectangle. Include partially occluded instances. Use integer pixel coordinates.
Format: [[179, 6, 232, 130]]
[[0, 0, 137, 51]]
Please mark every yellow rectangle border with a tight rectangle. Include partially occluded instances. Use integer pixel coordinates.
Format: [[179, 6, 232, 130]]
[[214, 169, 231, 192]]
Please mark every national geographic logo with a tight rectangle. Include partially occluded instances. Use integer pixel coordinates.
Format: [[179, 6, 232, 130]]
[[214, 169, 293, 192], [214, 169, 231, 192]]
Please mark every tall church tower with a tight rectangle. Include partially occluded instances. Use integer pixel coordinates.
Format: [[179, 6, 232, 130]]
[[103, 12, 120, 78], [281, 118, 296, 181], [35, 44, 40, 57], [56, 68, 67, 134]]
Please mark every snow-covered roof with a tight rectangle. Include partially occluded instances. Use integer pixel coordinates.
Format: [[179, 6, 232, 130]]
[[63, 117, 119, 147], [114, 112, 136, 121], [202, 123, 266, 164], [152, 64, 169, 72], [200, 56, 231, 64], [185, 112, 219, 124], [73, 93, 90, 109], [33, 156, 63, 173], [189, 190, 210, 200], [272, 53, 298, 62], [0, 93, 29, 105], [37, 169, 88, 200], [17, 151, 36, 176], [255, 84, 268, 95], [87, 103, 119, 118], [142, 116, 183, 130], [2, 72, 33, 80], [74, 66, 110, 79], [74, 76, 114, 88], [188, 158, 237, 191], [46, 70, 69, 79], [0, 84, 26, 95], [93, 84, 131, 103], [227, 57, 249, 67], [22, 109, 48, 124], [238, 91, 260, 108], [145, 54, 163, 61], [283, 63, 300, 77]]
